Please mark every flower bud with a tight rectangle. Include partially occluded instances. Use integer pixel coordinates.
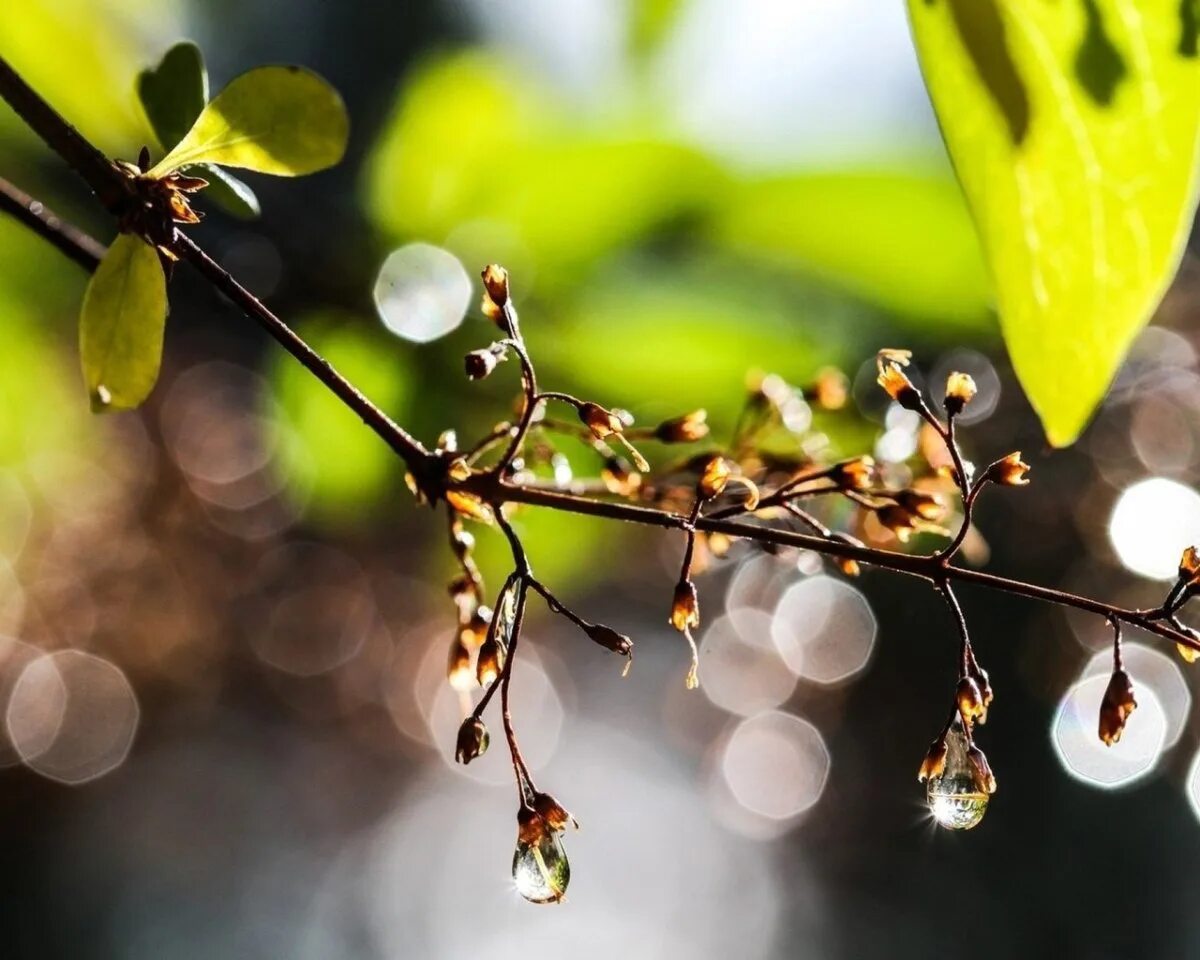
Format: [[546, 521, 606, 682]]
[[984, 452, 1031, 486], [917, 735, 948, 783], [877, 504, 916, 542], [532, 791, 577, 832], [476, 635, 505, 687], [600, 456, 641, 496], [462, 607, 491, 648], [956, 675, 986, 725], [670, 579, 700, 632], [583, 622, 633, 660], [944, 371, 977, 416], [447, 635, 474, 691], [465, 348, 500, 380], [808, 367, 848, 411], [829, 456, 875, 491], [579, 402, 623, 440], [895, 489, 946, 522], [1098, 668, 1137, 746], [455, 716, 490, 764], [1177, 643, 1199, 664], [481, 264, 510, 307], [446, 491, 495, 525], [655, 409, 709, 443], [698, 457, 731, 499], [875, 349, 921, 410], [1179, 546, 1200, 585]]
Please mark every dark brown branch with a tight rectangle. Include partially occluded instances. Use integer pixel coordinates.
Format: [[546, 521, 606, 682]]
[[0, 176, 104, 270]]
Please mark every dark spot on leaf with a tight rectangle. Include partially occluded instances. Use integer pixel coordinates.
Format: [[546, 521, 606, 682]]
[[1075, 0, 1127, 106], [930, 0, 1031, 145], [1181, 0, 1200, 57]]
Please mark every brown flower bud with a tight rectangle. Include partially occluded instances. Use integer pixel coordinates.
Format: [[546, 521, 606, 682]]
[[944, 371, 977, 416], [809, 367, 848, 411], [670, 579, 700, 632], [877, 504, 916, 543], [532, 791, 578, 832], [984, 452, 1031, 486], [972, 664, 994, 711], [476, 635, 505, 687], [1098, 668, 1137, 746], [1179, 546, 1200, 585], [481, 264, 509, 307], [446, 491, 496, 525], [917, 735, 948, 783], [829, 456, 875, 491], [447, 635, 474, 691], [462, 607, 491, 648], [875, 349, 921, 410], [583, 622, 633, 660], [967, 743, 996, 794], [455, 716, 490, 764], [699, 457, 731, 499], [579, 402, 623, 440], [600, 457, 641, 497], [956, 675, 986, 725], [465, 348, 500, 380], [895, 489, 946, 522], [655, 409, 709, 443]]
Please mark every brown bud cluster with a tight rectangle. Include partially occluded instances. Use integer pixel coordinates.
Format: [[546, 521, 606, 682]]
[[1098, 668, 1137, 746], [583, 622, 633, 660], [956, 675, 987, 725]]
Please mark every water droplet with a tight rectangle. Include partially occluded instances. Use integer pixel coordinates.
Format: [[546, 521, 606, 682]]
[[512, 833, 570, 903], [926, 719, 989, 830]]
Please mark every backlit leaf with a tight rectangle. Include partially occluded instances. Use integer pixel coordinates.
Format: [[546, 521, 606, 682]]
[[908, 0, 1200, 445], [148, 65, 349, 178], [79, 233, 168, 411], [137, 40, 207, 151]]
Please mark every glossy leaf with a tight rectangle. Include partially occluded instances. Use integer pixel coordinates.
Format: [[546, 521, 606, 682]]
[[137, 41, 207, 151], [908, 0, 1200, 445], [79, 234, 168, 411], [148, 66, 349, 178], [196, 163, 261, 219]]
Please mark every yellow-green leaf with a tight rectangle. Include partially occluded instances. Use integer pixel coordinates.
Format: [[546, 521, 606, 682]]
[[79, 234, 167, 411], [908, 0, 1200, 445], [147, 65, 349, 178]]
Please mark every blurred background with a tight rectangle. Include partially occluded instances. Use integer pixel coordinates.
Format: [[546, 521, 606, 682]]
[[3, 1, 1200, 956]]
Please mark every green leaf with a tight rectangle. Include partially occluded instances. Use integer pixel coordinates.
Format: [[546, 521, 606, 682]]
[[79, 234, 167, 411], [195, 163, 261, 219], [908, 0, 1200, 446], [148, 66, 349, 178], [137, 40, 208, 151]]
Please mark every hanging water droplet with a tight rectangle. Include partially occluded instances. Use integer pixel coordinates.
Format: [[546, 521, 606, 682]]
[[512, 831, 570, 904], [926, 718, 989, 830]]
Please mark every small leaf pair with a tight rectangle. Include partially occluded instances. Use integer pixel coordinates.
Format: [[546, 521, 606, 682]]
[[80, 42, 349, 412]]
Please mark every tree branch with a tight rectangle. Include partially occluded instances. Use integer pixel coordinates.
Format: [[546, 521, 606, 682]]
[[2, 52, 1198, 661]]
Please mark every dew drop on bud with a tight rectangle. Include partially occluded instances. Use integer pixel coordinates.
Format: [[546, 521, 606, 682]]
[[926, 718, 989, 830], [512, 833, 570, 903]]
